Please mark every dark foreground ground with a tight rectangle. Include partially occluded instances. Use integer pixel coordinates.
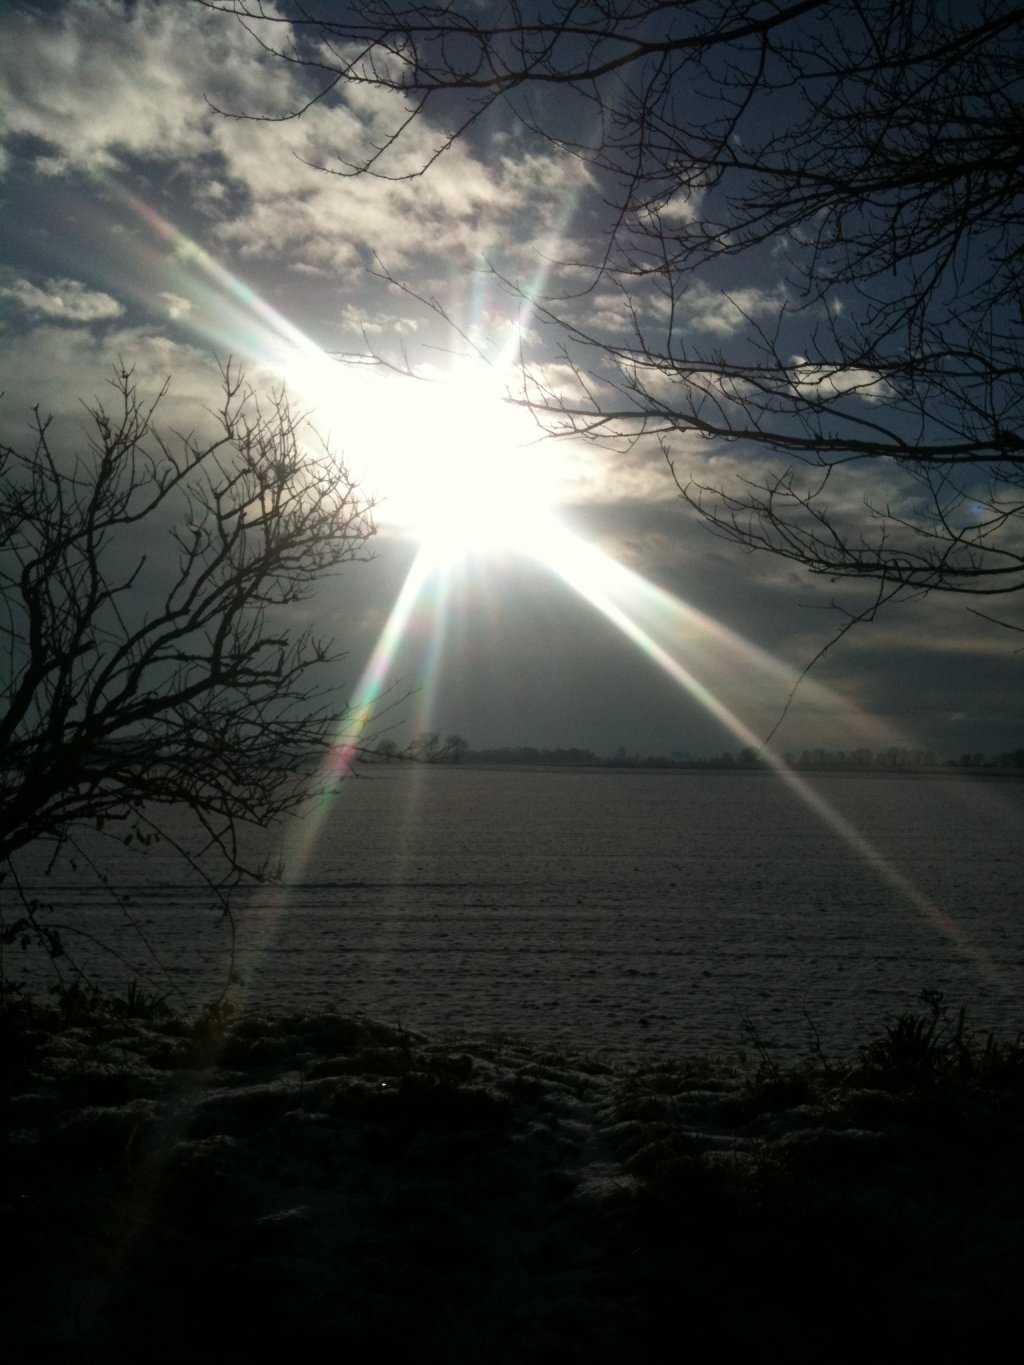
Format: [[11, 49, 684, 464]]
[[2, 991, 1022, 1361]]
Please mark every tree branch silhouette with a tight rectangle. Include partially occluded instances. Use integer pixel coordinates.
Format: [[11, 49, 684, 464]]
[[1, 361, 377, 967], [195, 0, 1024, 606]]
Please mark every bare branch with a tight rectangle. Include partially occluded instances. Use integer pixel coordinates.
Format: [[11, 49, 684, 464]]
[[194, 1, 1024, 603], [0, 363, 378, 893]]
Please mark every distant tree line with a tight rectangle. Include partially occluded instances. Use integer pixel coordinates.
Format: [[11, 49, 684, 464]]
[[366, 739, 1024, 771], [783, 748, 1024, 771]]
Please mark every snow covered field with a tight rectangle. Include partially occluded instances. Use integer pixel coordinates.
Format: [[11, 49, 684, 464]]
[[5, 771, 1023, 1357], [7, 769, 1022, 1060]]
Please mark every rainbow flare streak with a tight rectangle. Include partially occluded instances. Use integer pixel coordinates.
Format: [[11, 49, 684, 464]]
[[114, 190, 1013, 1005]]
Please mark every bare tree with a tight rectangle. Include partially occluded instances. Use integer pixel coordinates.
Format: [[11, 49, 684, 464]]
[[444, 733, 468, 763], [196, 0, 1024, 605], [1, 362, 376, 955]]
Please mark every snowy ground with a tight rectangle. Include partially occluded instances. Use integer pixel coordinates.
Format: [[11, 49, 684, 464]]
[[3, 1002, 1022, 1359], [12, 769, 1024, 1060]]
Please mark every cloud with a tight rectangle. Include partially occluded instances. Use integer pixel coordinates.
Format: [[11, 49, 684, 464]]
[[6, 276, 123, 322], [0, 322, 312, 456], [0, 325, 187, 420], [660, 188, 704, 224], [331, 302, 419, 336], [0, 0, 247, 174], [680, 281, 788, 337], [788, 356, 893, 403], [0, 0, 588, 278], [158, 292, 192, 321]]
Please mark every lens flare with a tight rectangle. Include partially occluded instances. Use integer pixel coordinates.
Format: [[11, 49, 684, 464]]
[[115, 190, 1012, 1010]]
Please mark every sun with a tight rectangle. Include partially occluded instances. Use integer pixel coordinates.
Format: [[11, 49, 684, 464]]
[[278, 351, 571, 565], [372, 364, 567, 562]]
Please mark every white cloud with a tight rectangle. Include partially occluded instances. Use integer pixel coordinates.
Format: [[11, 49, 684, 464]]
[[332, 303, 419, 336], [0, 324, 232, 439], [159, 292, 192, 321], [586, 292, 638, 334], [788, 356, 893, 403], [572, 280, 789, 349], [517, 360, 618, 415], [0, 0, 248, 174], [616, 357, 758, 408], [0, 0, 589, 277], [6, 277, 123, 322], [634, 186, 705, 229], [681, 281, 788, 337]]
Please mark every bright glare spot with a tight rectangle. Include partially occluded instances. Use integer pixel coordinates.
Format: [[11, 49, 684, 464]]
[[277, 352, 569, 564], [373, 364, 566, 562]]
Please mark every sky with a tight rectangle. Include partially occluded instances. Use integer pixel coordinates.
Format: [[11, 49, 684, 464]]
[[0, 0, 1020, 761]]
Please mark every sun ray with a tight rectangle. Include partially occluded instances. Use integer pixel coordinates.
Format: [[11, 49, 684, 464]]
[[110, 193, 1011, 1007], [540, 527, 1013, 993]]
